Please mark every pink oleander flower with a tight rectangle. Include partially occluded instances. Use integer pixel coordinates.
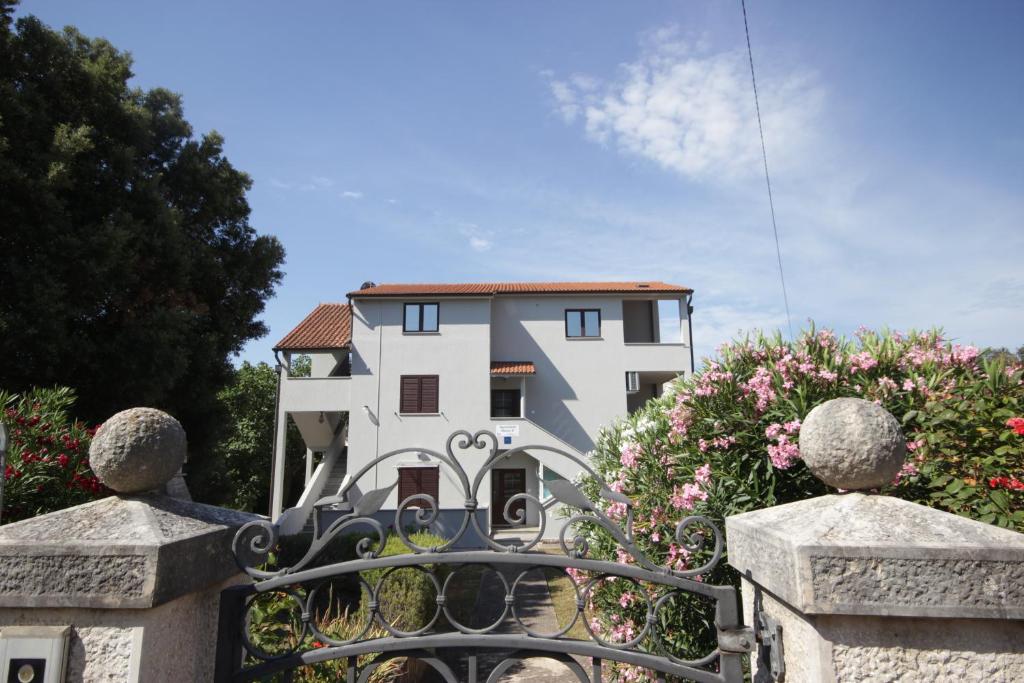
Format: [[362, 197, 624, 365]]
[[620, 441, 641, 467], [670, 482, 708, 510], [767, 434, 800, 469], [694, 463, 712, 485], [906, 439, 925, 452], [893, 461, 919, 484], [848, 351, 878, 372], [744, 367, 776, 414], [1007, 417, 1024, 436]]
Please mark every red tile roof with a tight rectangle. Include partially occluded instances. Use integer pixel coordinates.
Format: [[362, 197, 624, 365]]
[[348, 281, 691, 298], [274, 303, 352, 350], [490, 361, 536, 376]]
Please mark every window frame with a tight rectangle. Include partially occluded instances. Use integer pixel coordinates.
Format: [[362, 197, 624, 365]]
[[490, 388, 522, 418], [397, 466, 439, 508], [403, 302, 440, 333], [564, 308, 602, 338], [399, 374, 439, 414]]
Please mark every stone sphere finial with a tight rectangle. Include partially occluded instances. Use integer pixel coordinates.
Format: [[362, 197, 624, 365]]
[[800, 398, 905, 490], [89, 408, 187, 493]]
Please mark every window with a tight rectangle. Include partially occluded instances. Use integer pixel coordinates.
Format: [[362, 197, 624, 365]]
[[491, 389, 521, 418], [565, 309, 601, 338], [398, 467, 439, 508], [626, 371, 640, 393], [400, 375, 439, 413], [404, 303, 439, 333]]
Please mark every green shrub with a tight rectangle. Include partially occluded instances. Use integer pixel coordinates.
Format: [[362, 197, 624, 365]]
[[1, 387, 108, 522], [578, 326, 1023, 678]]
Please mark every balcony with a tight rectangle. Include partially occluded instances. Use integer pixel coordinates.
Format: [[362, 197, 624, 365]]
[[279, 376, 351, 413], [622, 342, 688, 373]]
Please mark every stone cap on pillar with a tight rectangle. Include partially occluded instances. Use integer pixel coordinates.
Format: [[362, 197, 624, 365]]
[[726, 397, 1024, 620], [727, 492, 1024, 619], [0, 407, 261, 609]]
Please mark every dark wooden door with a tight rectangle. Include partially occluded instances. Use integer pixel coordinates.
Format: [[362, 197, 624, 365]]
[[491, 469, 527, 526]]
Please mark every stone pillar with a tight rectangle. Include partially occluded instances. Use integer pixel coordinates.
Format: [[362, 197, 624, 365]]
[[727, 398, 1024, 682], [0, 408, 259, 682]]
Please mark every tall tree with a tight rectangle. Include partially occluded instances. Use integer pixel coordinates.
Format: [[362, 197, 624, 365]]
[[0, 1, 284, 497], [213, 361, 307, 514]]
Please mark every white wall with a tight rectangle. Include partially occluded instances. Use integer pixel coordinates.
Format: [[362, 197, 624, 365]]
[[341, 293, 692, 542], [347, 298, 494, 513]]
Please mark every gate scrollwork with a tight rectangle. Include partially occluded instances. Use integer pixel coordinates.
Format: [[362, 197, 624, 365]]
[[216, 429, 751, 683]]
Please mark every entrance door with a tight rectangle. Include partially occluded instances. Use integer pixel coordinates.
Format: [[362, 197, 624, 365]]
[[491, 469, 527, 526]]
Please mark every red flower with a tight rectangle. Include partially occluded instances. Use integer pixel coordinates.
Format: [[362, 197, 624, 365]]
[[989, 476, 1024, 492], [1007, 417, 1024, 436], [57, 454, 69, 468]]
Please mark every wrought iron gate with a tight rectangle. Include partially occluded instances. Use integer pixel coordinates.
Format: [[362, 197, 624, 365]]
[[215, 430, 753, 682]]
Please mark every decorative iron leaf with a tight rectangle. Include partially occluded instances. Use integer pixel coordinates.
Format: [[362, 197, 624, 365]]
[[548, 480, 594, 511], [353, 482, 397, 516], [599, 486, 632, 506]]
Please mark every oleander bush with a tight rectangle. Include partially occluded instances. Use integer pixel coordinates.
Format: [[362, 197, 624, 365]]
[[577, 325, 1023, 680], [0, 387, 108, 522]]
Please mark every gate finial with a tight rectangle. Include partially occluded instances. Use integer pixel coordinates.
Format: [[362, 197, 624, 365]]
[[799, 397, 905, 490]]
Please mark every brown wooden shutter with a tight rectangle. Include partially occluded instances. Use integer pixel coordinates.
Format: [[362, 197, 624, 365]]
[[421, 467, 439, 501], [398, 467, 418, 505], [420, 376, 438, 413], [398, 467, 439, 508], [400, 376, 421, 413]]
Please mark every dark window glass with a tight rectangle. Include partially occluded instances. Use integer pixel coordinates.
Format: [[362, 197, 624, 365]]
[[565, 309, 600, 337], [398, 467, 439, 508], [400, 375, 439, 413], [491, 389, 521, 418], [404, 303, 440, 333]]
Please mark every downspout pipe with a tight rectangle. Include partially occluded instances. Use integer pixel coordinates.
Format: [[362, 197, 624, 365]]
[[686, 293, 696, 376]]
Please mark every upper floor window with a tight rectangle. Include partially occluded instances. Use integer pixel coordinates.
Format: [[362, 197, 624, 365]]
[[400, 375, 439, 413], [565, 309, 601, 338], [404, 303, 439, 333]]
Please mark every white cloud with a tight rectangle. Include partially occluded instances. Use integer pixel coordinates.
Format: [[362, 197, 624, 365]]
[[312, 176, 333, 188], [341, 190, 364, 199], [547, 27, 823, 182], [269, 178, 292, 189], [458, 223, 493, 252]]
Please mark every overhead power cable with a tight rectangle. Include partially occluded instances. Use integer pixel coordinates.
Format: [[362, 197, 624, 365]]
[[741, 0, 795, 340]]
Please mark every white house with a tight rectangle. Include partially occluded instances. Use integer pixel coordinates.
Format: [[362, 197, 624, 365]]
[[269, 281, 693, 544]]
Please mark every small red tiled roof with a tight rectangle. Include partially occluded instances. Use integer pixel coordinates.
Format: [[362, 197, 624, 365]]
[[274, 303, 352, 351], [349, 281, 690, 298], [490, 361, 536, 376]]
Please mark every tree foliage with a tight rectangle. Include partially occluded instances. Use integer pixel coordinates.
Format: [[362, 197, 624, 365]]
[[211, 361, 306, 514], [0, 1, 284, 498]]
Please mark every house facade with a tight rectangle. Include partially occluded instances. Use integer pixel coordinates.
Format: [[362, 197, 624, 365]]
[[269, 281, 693, 544]]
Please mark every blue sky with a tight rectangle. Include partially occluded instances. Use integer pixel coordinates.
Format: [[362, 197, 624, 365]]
[[20, 1, 1024, 364]]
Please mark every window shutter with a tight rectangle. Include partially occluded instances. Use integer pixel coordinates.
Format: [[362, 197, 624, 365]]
[[422, 467, 439, 501], [400, 376, 421, 413], [420, 376, 439, 413], [398, 467, 438, 508]]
